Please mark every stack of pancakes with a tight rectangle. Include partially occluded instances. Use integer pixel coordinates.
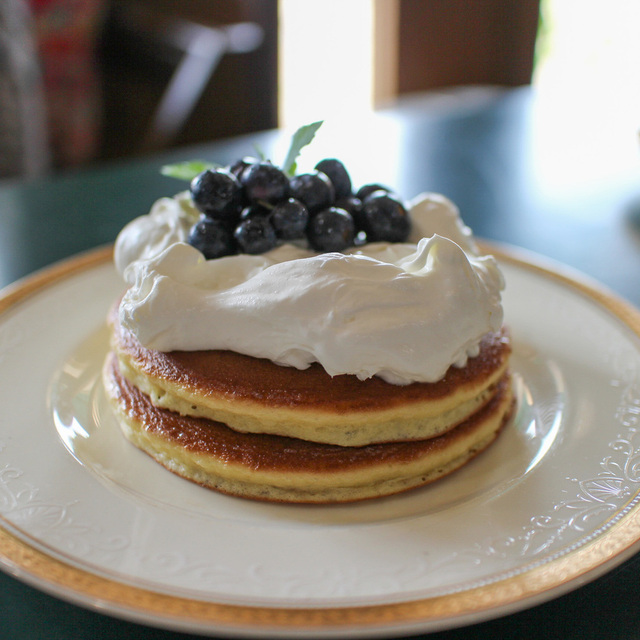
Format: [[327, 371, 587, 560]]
[[104, 306, 514, 503]]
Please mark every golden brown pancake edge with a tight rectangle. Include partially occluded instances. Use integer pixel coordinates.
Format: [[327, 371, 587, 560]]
[[109, 309, 512, 447], [104, 353, 515, 504]]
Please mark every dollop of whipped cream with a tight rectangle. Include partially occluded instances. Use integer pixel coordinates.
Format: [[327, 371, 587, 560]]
[[114, 192, 504, 385]]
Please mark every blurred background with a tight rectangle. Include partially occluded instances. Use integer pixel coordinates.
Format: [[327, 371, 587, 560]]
[[1, 0, 639, 179]]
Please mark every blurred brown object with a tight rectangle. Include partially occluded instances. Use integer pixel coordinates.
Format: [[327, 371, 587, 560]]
[[98, 0, 277, 161], [396, 0, 540, 93]]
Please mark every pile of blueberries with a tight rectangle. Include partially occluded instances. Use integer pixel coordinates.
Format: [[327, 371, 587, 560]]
[[187, 157, 411, 259]]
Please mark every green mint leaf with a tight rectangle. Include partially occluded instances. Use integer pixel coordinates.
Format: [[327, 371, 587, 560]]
[[160, 160, 220, 181], [282, 121, 323, 176]]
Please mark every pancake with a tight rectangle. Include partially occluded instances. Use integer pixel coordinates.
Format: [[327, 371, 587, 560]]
[[104, 353, 515, 503], [109, 308, 511, 447]]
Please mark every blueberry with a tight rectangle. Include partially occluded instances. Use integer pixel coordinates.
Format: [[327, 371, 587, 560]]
[[307, 207, 355, 253], [289, 171, 335, 214], [269, 197, 309, 240], [240, 203, 271, 220], [359, 192, 411, 242], [188, 217, 236, 259], [353, 229, 367, 246], [190, 169, 243, 218], [356, 183, 391, 202], [334, 195, 363, 225], [228, 156, 259, 180], [314, 158, 352, 200], [234, 216, 278, 254], [240, 161, 289, 205]]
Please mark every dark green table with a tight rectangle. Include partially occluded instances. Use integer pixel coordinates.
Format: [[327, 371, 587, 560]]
[[1, 87, 640, 638]]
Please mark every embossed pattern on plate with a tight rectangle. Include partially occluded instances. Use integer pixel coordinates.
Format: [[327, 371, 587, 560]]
[[1, 246, 640, 637]]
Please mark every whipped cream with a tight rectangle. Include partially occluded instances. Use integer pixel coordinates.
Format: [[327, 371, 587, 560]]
[[114, 192, 199, 275], [114, 192, 504, 384]]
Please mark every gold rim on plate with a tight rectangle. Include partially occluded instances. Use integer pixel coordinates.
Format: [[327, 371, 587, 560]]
[[1, 244, 640, 636]]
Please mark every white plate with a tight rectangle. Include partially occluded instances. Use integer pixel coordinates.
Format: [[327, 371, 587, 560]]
[[1, 245, 640, 638]]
